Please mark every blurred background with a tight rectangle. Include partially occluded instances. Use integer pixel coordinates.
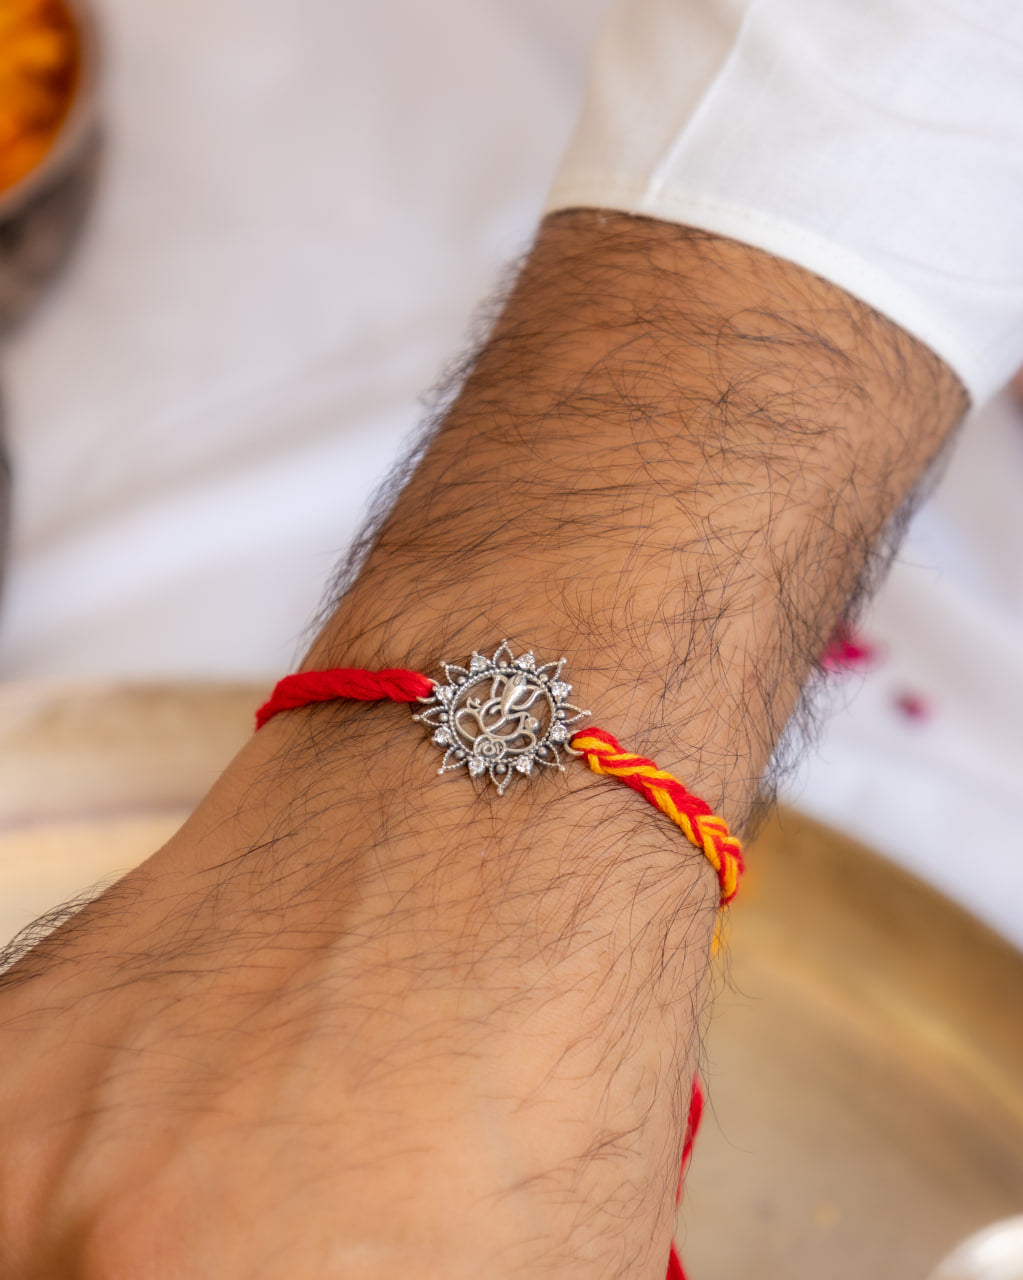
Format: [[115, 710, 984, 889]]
[[0, 0, 1021, 941], [1, 3, 1022, 1273]]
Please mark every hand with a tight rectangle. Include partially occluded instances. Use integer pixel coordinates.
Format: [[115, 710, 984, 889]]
[[0, 213, 965, 1278], [0, 705, 716, 1278]]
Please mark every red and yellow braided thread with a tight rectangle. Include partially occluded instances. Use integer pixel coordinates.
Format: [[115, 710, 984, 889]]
[[569, 727, 744, 907], [256, 669, 743, 908]]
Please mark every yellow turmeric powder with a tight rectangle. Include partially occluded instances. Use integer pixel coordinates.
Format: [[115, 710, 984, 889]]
[[0, 0, 79, 196]]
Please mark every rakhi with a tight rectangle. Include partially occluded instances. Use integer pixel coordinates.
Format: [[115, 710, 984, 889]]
[[255, 640, 743, 907], [255, 639, 738, 1280]]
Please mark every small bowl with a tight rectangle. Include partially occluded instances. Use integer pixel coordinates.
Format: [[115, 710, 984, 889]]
[[0, 0, 101, 332]]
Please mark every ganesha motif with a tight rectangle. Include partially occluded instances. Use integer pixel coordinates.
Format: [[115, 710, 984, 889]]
[[413, 641, 589, 794]]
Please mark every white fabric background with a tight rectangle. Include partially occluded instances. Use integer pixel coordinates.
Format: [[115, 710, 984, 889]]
[[1, 0, 1021, 942], [548, 0, 1023, 405]]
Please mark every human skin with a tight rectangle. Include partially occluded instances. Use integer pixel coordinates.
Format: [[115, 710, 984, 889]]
[[0, 212, 965, 1278]]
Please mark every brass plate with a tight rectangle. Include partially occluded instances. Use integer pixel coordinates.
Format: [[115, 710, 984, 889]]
[[1, 682, 1021, 1277], [682, 818, 1023, 1277], [0, 680, 257, 942]]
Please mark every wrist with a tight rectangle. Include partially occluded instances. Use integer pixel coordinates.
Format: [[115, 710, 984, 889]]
[[306, 212, 963, 826], [2, 703, 714, 1279]]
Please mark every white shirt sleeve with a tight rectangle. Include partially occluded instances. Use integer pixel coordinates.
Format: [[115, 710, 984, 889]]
[[545, 0, 1023, 405]]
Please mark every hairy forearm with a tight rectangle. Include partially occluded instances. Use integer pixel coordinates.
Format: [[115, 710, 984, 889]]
[[230, 212, 963, 1267], [314, 211, 964, 820], [0, 212, 966, 1279]]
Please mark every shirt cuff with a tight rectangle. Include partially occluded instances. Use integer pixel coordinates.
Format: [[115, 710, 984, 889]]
[[545, 0, 1023, 408]]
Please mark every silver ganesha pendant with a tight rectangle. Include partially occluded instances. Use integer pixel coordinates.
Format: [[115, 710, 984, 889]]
[[413, 641, 589, 795]]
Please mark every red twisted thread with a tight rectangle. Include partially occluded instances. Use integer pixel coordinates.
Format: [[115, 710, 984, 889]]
[[677, 1078, 705, 1203], [255, 667, 434, 729], [665, 1073, 706, 1278]]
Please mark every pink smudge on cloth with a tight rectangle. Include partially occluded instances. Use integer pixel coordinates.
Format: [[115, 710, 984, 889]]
[[819, 621, 882, 673], [893, 691, 933, 722]]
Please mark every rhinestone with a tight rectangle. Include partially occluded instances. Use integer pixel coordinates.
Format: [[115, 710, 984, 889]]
[[551, 681, 571, 700], [514, 756, 533, 774], [432, 728, 451, 745], [550, 723, 570, 743], [468, 757, 486, 777], [514, 652, 535, 670]]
